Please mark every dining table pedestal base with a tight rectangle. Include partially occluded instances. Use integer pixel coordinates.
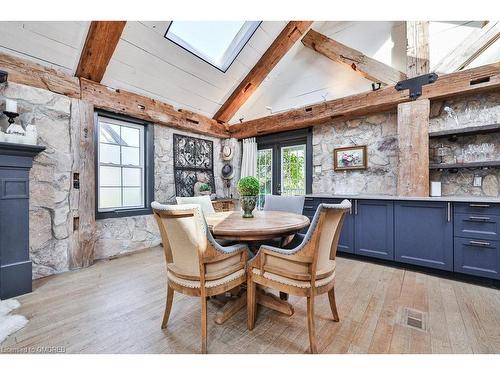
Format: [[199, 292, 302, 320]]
[[214, 289, 294, 325]]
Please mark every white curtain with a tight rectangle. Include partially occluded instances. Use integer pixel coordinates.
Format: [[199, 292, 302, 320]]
[[240, 137, 257, 178]]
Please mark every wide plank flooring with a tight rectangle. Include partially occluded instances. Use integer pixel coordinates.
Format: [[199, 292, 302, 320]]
[[2, 247, 500, 354]]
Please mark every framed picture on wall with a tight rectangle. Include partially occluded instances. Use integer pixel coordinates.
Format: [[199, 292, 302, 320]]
[[333, 145, 367, 171]]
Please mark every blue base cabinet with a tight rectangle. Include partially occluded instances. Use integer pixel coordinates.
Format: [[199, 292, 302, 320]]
[[304, 195, 500, 281], [394, 201, 453, 271], [454, 238, 500, 279], [354, 200, 394, 260]]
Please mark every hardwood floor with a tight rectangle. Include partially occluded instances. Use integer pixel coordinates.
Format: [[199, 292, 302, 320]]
[[2, 247, 500, 354]]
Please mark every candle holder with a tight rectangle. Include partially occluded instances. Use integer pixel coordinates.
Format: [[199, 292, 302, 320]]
[[3, 110, 19, 126]]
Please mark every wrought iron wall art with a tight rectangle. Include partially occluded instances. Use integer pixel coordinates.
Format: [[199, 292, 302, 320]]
[[173, 134, 215, 197]]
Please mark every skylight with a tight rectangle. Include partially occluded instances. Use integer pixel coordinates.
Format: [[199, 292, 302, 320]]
[[165, 21, 261, 72]]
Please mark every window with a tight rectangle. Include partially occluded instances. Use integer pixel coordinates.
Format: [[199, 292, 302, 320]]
[[165, 21, 261, 72], [256, 148, 272, 208], [280, 144, 306, 196], [256, 129, 312, 208], [96, 113, 154, 219]]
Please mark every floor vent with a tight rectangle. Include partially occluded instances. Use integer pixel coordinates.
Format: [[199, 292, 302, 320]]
[[401, 307, 427, 331]]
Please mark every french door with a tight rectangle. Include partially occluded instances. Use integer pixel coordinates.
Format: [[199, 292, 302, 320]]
[[256, 129, 312, 208]]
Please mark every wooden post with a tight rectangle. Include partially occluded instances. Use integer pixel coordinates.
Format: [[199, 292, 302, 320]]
[[406, 21, 430, 78], [69, 98, 97, 269], [397, 99, 430, 197]]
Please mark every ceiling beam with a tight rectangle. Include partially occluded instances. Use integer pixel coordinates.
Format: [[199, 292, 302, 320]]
[[0, 52, 81, 97], [213, 21, 313, 124], [301, 29, 406, 85], [80, 78, 229, 138], [433, 21, 500, 74], [75, 21, 127, 82], [406, 21, 430, 77], [229, 62, 500, 139], [0, 51, 228, 138]]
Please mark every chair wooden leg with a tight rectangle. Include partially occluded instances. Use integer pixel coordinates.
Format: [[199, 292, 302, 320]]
[[307, 296, 318, 354], [161, 285, 174, 329], [247, 277, 256, 330], [328, 287, 340, 322], [201, 295, 208, 354]]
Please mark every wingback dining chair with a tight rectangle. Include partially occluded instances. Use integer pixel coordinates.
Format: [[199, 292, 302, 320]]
[[246, 200, 351, 353], [151, 202, 248, 354], [176, 195, 216, 216], [263, 194, 305, 215]]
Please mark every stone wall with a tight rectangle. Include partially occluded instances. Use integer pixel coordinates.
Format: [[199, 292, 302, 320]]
[[1, 82, 242, 277], [1, 83, 73, 278], [429, 92, 500, 197], [312, 111, 398, 195]]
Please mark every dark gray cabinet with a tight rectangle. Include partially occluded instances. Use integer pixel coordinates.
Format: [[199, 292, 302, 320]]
[[354, 200, 394, 260], [394, 201, 453, 271], [0, 142, 45, 299]]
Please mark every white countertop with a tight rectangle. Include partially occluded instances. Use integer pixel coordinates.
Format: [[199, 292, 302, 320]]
[[305, 193, 500, 203]]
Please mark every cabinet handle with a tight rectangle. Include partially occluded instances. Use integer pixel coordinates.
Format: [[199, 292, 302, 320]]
[[469, 216, 491, 221], [447, 202, 451, 222], [469, 203, 490, 208], [468, 240, 491, 247], [349, 199, 352, 215], [354, 200, 358, 215]]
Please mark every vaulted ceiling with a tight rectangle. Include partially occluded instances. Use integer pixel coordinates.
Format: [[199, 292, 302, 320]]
[[0, 21, 498, 126]]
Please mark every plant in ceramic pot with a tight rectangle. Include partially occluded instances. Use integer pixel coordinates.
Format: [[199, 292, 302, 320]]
[[237, 176, 259, 218], [198, 183, 211, 196]]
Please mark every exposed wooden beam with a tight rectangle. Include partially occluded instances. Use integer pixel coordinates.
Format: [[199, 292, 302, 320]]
[[69, 99, 96, 269], [80, 78, 229, 138], [301, 29, 406, 85], [213, 21, 313, 124], [406, 21, 430, 77], [75, 21, 127, 82], [433, 21, 500, 74], [229, 62, 500, 139], [0, 52, 80, 97], [397, 100, 430, 197], [0, 51, 228, 138]]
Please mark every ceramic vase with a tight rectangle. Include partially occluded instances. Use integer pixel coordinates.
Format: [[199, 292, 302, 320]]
[[240, 195, 257, 218]]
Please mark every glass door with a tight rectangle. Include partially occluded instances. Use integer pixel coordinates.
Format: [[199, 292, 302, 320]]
[[280, 144, 306, 196], [256, 129, 312, 208]]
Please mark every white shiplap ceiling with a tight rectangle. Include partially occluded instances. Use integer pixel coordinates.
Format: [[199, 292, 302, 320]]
[[0, 21, 497, 124]]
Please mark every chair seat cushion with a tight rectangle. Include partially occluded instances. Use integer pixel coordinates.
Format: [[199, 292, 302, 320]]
[[252, 263, 336, 288], [168, 269, 245, 289]]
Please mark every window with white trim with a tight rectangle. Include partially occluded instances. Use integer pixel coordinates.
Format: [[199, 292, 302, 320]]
[[96, 113, 154, 218]]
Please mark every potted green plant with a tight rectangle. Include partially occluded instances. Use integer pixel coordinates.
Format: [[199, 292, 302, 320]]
[[237, 176, 259, 218], [198, 183, 211, 196]]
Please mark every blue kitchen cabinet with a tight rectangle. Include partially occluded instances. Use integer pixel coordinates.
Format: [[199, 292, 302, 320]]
[[394, 201, 453, 271], [354, 200, 394, 260]]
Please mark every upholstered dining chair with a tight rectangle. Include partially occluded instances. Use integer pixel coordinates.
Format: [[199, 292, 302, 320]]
[[263, 194, 305, 215], [246, 200, 351, 354], [176, 195, 215, 216], [151, 202, 248, 354]]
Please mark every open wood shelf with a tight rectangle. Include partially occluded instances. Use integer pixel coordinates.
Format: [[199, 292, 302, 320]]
[[429, 160, 500, 170], [429, 124, 500, 139]]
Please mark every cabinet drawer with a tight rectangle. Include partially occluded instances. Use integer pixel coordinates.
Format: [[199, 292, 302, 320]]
[[454, 213, 500, 241], [454, 202, 500, 216], [454, 238, 500, 280]]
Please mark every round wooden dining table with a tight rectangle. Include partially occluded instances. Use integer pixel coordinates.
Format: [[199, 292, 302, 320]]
[[205, 210, 310, 325], [205, 210, 310, 242]]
